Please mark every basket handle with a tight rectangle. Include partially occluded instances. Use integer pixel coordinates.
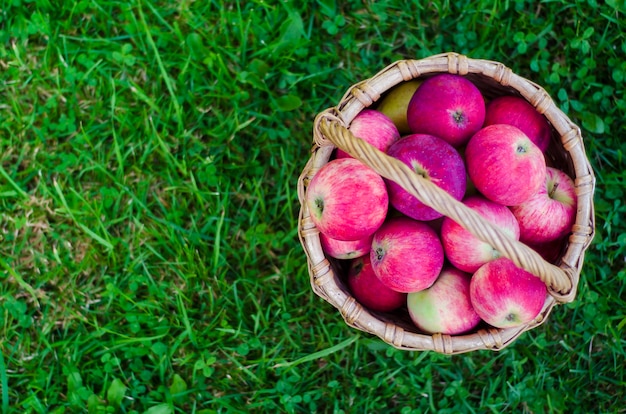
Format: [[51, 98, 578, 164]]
[[317, 115, 574, 299]]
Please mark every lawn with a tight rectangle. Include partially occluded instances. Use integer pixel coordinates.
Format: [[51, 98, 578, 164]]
[[1, 0, 625, 412]]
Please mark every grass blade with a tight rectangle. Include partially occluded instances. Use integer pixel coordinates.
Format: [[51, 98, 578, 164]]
[[0, 347, 9, 413], [273, 336, 359, 368], [0, 164, 28, 199]]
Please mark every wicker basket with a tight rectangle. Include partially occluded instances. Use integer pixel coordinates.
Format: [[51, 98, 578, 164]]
[[297, 52, 595, 354]]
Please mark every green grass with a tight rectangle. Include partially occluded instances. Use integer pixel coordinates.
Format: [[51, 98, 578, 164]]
[[0, 0, 625, 412]]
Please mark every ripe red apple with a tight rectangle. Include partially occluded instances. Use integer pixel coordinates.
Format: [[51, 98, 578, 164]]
[[370, 217, 444, 293], [407, 266, 481, 335], [465, 124, 546, 206], [386, 134, 466, 221], [510, 167, 577, 244], [470, 258, 547, 329], [336, 109, 400, 159], [319, 232, 372, 260], [347, 255, 407, 312], [441, 195, 520, 273], [306, 158, 388, 241], [484, 95, 552, 152], [407, 73, 486, 147], [376, 79, 422, 135]]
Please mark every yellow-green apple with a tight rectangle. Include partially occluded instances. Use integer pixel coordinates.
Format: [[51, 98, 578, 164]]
[[465, 124, 546, 206], [469, 258, 547, 328], [510, 167, 577, 244], [376, 79, 422, 134], [370, 216, 444, 293], [336, 109, 400, 159], [441, 195, 520, 273], [484, 95, 552, 152], [319, 232, 372, 260], [407, 73, 486, 147], [347, 255, 407, 312], [306, 158, 388, 241], [407, 266, 481, 335], [386, 134, 466, 221]]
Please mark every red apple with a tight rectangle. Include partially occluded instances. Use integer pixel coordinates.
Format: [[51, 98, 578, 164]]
[[407, 73, 486, 147], [386, 134, 466, 221], [336, 109, 400, 159], [465, 124, 546, 206], [370, 217, 444, 293], [319, 232, 372, 260], [441, 195, 520, 273], [347, 255, 407, 312], [484, 95, 552, 152], [306, 158, 388, 241], [510, 167, 577, 244], [407, 266, 481, 335], [470, 258, 547, 329]]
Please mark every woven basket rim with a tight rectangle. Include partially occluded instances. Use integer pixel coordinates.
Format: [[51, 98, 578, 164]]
[[297, 52, 596, 354]]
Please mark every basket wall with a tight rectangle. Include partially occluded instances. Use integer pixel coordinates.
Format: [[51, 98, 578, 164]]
[[297, 52, 595, 354]]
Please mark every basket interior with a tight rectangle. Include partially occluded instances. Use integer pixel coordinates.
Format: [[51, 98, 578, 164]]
[[324, 75, 570, 338], [301, 57, 594, 352]]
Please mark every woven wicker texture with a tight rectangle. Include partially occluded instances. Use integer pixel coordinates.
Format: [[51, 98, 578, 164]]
[[297, 52, 595, 354]]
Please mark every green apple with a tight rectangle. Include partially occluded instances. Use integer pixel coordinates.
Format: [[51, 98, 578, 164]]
[[376, 79, 422, 135]]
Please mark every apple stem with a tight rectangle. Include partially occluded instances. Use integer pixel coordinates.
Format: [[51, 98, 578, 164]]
[[315, 198, 324, 213], [452, 110, 465, 125], [411, 161, 429, 180], [549, 181, 559, 199], [375, 247, 384, 262]]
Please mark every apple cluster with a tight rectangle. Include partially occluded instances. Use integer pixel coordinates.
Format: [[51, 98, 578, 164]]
[[306, 73, 577, 336]]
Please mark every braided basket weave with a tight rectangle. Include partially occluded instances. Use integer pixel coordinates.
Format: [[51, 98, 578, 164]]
[[297, 52, 595, 354]]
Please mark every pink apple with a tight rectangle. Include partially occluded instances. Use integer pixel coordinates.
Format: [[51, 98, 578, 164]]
[[386, 134, 466, 221], [465, 124, 546, 206], [441, 195, 520, 273], [484, 95, 552, 152], [510, 167, 577, 244], [370, 217, 444, 293], [407, 266, 481, 335], [470, 258, 547, 329], [319, 232, 372, 260], [306, 158, 388, 241], [347, 255, 407, 312], [336, 109, 400, 159], [407, 73, 486, 147]]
